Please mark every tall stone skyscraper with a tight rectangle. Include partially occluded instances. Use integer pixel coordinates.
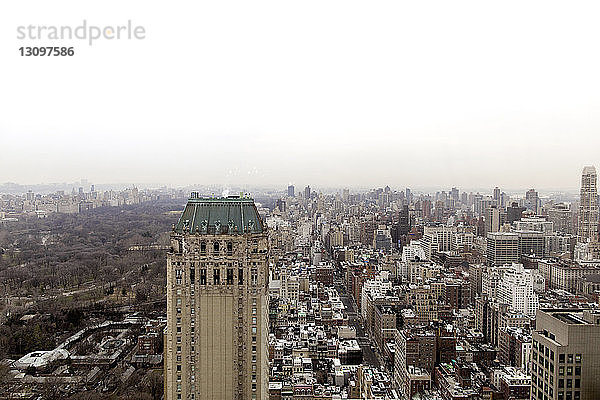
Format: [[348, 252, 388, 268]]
[[578, 166, 599, 243], [165, 193, 269, 400]]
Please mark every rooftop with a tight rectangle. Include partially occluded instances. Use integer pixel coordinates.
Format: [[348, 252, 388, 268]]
[[174, 193, 265, 235]]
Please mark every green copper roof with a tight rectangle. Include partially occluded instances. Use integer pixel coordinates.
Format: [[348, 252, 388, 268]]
[[174, 194, 265, 235]]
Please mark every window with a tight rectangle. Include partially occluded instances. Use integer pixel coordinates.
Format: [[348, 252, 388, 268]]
[[214, 241, 220, 253], [177, 365, 181, 372], [190, 267, 195, 284], [566, 379, 572, 388], [567, 354, 573, 363], [559, 379, 564, 388], [200, 241, 206, 254], [238, 268, 244, 285], [575, 379, 580, 388], [575, 366, 581, 375], [214, 269, 220, 285], [575, 354, 581, 363], [227, 241, 233, 255], [559, 354, 565, 363], [559, 366, 564, 375], [567, 367, 572, 375], [227, 269, 234, 285], [200, 269, 207, 285], [177, 327, 181, 333], [251, 269, 257, 285]]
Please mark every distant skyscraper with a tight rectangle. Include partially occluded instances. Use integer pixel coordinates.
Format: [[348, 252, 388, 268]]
[[548, 203, 573, 234], [165, 193, 269, 400], [525, 189, 539, 215], [342, 188, 350, 202], [493, 187, 501, 203], [485, 206, 503, 234], [578, 166, 599, 243], [287, 184, 295, 197], [304, 185, 311, 200], [451, 187, 459, 202]]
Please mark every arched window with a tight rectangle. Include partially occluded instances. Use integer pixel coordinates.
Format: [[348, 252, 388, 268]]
[[214, 241, 220, 253]]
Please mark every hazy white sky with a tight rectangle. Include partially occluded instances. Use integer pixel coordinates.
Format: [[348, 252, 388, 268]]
[[1, 0, 600, 190]]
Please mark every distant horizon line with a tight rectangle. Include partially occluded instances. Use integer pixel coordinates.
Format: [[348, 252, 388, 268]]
[[0, 181, 582, 196]]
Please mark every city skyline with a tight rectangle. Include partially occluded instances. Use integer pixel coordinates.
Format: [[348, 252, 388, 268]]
[[0, 177, 594, 196], [4, 0, 600, 398]]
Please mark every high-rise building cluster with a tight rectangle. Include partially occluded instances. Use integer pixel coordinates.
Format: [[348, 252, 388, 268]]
[[162, 166, 600, 400]]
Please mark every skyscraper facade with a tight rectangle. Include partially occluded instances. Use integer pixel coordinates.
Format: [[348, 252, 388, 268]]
[[287, 185, 295, 197], [165, 193, 269, 400], [531, 309, 600, 400], [525, 189, 539, 215], [578, 166, 599, 243]]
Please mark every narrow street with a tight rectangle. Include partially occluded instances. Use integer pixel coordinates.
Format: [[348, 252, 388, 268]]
[[334, 279, 381, 369]]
